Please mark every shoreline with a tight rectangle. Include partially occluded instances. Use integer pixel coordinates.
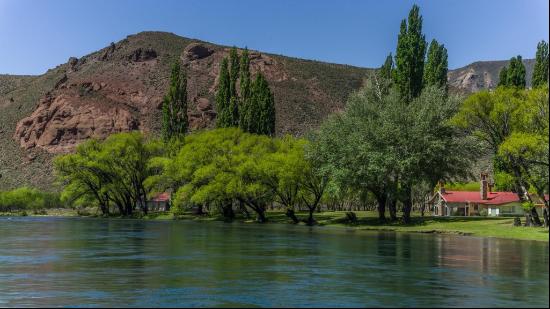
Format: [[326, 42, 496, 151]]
[[2, 208, 548, 242]]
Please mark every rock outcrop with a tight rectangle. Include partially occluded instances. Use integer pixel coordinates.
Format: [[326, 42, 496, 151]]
[[14, 89, 140, 153]]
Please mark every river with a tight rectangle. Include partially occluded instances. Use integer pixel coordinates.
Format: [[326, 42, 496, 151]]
[[0, 217, 548, 307]]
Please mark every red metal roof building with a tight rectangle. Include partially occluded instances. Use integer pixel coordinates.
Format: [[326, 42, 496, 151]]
[[429, 173, 547, 217], [147, 192, 171, 211]]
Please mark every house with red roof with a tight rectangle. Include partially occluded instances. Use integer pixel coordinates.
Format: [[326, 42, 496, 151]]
[[430, 173, 527, 217], [146, 192, 171, 212]]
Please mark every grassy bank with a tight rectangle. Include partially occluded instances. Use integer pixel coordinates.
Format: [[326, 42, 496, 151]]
[[3, 208, 547, 242], [172, 210, 549, 242]]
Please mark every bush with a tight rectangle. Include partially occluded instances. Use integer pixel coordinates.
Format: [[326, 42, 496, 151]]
[[0, 187, 61, 212]]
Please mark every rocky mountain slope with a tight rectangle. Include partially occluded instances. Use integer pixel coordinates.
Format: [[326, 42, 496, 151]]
[[448, 59, 534, 92], [0, 31, 535, 190]]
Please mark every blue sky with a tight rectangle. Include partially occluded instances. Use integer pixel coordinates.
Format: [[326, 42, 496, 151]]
[[0, 0, 548, 75]]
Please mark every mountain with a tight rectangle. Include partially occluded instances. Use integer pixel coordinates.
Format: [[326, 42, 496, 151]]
[[0, 31, 535, 190], [448, 59, 535, 92]]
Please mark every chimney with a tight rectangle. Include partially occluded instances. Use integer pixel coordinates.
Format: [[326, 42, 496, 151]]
[[438, 180, 446, 194], [480, 172, 488, 200]]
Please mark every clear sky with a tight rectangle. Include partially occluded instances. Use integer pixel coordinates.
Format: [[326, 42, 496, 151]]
[[0, 0, 548, 75]]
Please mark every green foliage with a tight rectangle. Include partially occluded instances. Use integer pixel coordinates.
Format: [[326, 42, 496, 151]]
[[424, 39, 448, 90], [162, 61, 188, 141], [55, 132, 162, 215], [499, 56, 526, 88], [379, 53, 394, 80], [0, 187, 60, 212], [215, 58, 232, 128], [498, 66, 508, 87], [310, 78, 477, 222], [454, 86, 549, 205], [394, 4, 427, 102], [229, 47, 240, 98], [241, 73, 275, 136], [445, 182, 480, 191], [494, 171, 516, 191], [164, 128, 274, 221], [532, 40, 549, 88]]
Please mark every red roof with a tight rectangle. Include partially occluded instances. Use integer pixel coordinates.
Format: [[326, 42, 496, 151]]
[[150, 192, 170, 202], [442, 191, 520, 205]]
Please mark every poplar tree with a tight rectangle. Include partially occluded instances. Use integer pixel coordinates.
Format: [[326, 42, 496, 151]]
[[424, 39, 448, 90], [532, 40, 549, 88], [254, 73, 276, 136], [394, 5, 427, 102], [507, 56, 526, 88], [228, 47, 240, 125], [498, 66, 508, 87], [216, 58, 231, 128], [380, 53, 394, 80], [239, 48, 252, 130], [162, 61, 188, 141]]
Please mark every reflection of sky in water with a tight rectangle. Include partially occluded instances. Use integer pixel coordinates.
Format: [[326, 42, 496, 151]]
[[0, 217, 548, 307]]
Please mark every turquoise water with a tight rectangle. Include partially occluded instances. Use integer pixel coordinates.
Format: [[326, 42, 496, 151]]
[[0, 217, 548, 307]]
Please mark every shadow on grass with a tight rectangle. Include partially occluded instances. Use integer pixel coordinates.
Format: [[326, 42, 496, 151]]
[[324, 215, 511, 227]]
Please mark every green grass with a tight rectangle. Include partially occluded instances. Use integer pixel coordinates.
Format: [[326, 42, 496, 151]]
[[173, 210, 549, 242]]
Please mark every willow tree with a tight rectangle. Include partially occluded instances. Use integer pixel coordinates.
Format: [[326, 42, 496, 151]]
[[453, 87, 549, 226]]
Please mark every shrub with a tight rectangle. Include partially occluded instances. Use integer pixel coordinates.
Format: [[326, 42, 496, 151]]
[[0, 187, 60, 212]]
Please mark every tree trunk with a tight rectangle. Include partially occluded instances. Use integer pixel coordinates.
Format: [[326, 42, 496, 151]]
[[388, 198, 397, 221], [239, 202, 251, 219], [530, 207, 542, 226], [256, 208, 267, 223], [401, 185, 412, 224], [524, 213, 533, 227], [306, 208, 316, 226], [375, 194, 387, 222], [285, 208, 299, 224], [222, 202, 235, 220]]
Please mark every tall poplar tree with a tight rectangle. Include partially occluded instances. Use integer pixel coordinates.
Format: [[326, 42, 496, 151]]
[[254, 73, 276, 136], [239, 48, 252, 130], [394, 5, 427, 102], [498, 66, 508, 87], [216, 58, 231, 128], [228, 47, 240, 126], [380, 53, 394, 80], [162, 61, 188, 141], [506, 56, 526, 88], [424, 39, 448, 90], [532, 40, 549, 88]]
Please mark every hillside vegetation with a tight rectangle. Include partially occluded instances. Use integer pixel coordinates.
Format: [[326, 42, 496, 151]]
[[0, 31, 535, 190]]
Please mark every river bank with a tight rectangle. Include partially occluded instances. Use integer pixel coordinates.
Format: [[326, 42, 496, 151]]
[[3, 208, 548, 242]]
